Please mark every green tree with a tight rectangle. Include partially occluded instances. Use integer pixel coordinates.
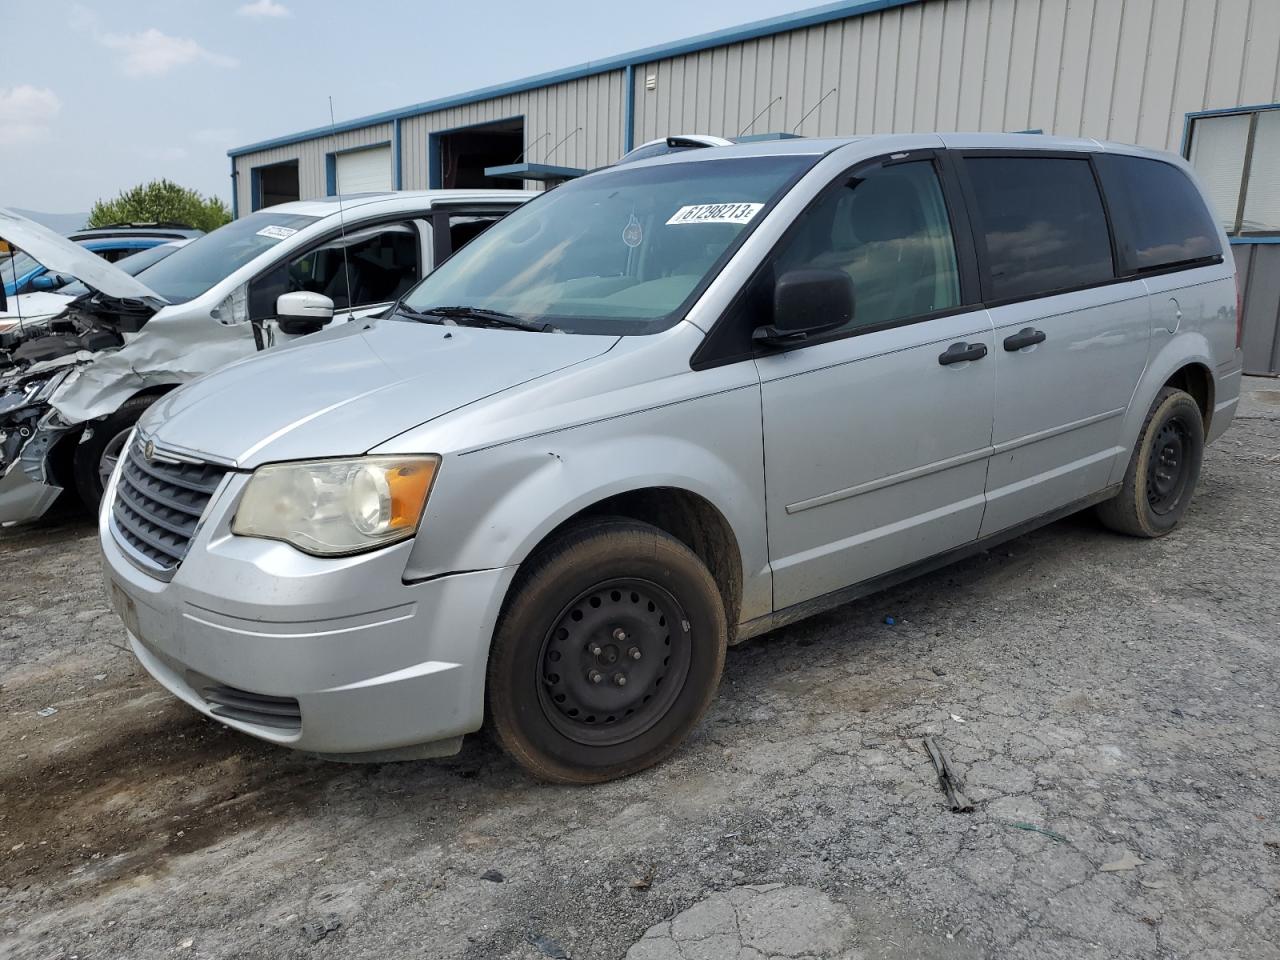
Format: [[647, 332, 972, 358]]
[[88, 179, 232, 233]]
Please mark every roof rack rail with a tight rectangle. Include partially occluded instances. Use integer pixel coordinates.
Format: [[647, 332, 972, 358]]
[[93, 221, 197, 230]]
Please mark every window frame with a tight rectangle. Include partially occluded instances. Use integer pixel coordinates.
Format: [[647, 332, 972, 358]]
[[691, 149, 983, 369], [1184, 104, 1280, 239], [951, 149, 1124, 309], [245, 213, 432, 320], [1092, 153, 1225, 278], [424, 201, 525, 268]]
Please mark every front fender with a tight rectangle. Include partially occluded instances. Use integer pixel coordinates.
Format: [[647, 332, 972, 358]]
[[402, 384, 772, 624]]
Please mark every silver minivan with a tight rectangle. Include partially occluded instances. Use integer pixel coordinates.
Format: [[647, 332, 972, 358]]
[[101, 134, 1243, 783]]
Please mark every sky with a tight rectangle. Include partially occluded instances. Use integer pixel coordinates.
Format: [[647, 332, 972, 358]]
[[1, 0, 819, 214]]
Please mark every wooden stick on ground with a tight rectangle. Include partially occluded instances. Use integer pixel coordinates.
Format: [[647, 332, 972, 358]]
[[923, 736, 974, 813]]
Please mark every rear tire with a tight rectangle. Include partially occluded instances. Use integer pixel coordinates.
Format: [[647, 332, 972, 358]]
[[72, 396, 155, 515], [1096, 387, 1204, 538], [486, 519, 727, 784]]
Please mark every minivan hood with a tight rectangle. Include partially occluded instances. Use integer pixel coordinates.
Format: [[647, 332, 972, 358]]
[[143, 318, 619, 466], [0, 208, 163, 302]]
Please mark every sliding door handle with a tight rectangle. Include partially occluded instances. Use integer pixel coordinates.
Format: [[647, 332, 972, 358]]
[[938, 341, 988, 365], [1003, 327, 1047, 351]]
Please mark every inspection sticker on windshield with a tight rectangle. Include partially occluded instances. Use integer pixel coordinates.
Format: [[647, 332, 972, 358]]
[[256, 225, 298, 241], [667, 202, 764, 226]]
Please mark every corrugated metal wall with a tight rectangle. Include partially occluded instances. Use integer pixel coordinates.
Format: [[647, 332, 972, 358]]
[[632, 0, 1280, 152], [229, 0, 1280, 373], [1234, 244, 1280, 376], [399, 71, 626, 190], [233, 123, 392, 214]]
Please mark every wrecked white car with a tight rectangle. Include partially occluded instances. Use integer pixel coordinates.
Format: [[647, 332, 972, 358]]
[[0, 190, 532, 524]]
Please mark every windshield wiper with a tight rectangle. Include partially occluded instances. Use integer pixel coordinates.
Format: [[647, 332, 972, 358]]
[[392, 304, 447, 324], [417, 305, 558, 333]]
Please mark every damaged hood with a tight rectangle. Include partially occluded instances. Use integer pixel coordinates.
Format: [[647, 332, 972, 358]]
[[0, 208, 164, 303], [143, 318, 619, 466]]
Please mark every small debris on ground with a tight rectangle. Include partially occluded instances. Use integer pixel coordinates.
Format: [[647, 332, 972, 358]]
[[93, 674, 107, 681], [630, 863, 656, 891], [949, 713, 966, 723], [1100, 850, 1145, 872], [301, 915, 342, 943], [923, 737, 973, 812], [480, 869, 505, 883], [1007, 822, 1068, 843], [527, 932, 570, 958], [884, 615, 896, 626], [36, 707, 57, 718]]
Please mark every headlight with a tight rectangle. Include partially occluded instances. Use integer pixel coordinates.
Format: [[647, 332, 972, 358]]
[[232, 455, 440, 556]]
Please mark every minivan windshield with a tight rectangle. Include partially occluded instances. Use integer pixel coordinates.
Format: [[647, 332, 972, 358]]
[[399, 155, 815, 334], [135, 211, 319, 304]]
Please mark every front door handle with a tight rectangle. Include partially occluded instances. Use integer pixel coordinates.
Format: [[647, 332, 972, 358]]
[[938, 341, 988, 365], [1003, 327, 1047, 351]]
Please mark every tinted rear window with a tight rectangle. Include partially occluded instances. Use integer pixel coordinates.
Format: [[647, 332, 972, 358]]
[[1094, 154, 1222, 273], [965, 156, 1114, 301]]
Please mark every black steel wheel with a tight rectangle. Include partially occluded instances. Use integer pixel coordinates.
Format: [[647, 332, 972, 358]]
[[1145, 416, 1192, 516], [537, 578, 692, 746], [1097, 386, 1204, 538], [487, 519, 728, 784]]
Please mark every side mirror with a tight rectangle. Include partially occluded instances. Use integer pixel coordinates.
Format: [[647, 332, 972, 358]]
[[28, 273, 61, 291], [276, 290, 335, 336], [754, 268, 854, 347]]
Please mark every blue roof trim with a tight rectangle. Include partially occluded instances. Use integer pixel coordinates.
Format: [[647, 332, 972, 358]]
[[484, 162, 586, 182], [228, 0, 923, 158]]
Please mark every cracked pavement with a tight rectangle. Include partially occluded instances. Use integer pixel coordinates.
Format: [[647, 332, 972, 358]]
[[0, 379, 1277, 959]]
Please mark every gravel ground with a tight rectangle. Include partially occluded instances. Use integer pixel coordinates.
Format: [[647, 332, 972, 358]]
[[1, 380, 1278, 960]]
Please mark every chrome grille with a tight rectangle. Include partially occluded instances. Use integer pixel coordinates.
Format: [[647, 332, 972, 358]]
[[111, 437, 227, 576], [202, 684, 302, 732]]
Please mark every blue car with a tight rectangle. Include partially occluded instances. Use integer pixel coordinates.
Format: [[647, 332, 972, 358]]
[[2, 222, 203, 296]]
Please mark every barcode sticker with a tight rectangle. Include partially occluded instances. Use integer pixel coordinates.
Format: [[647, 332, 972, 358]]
[[256, 225, 298, 241], [666, 202, 764, 226]]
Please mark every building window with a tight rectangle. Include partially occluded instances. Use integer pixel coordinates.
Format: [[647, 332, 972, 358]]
[[1187, 107, 1280, 237]]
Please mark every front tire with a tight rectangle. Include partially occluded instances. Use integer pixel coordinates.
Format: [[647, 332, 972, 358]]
[[1096, 387, 1204, 538], [72, 396, 155, 514], [486, 519, 727, 784]]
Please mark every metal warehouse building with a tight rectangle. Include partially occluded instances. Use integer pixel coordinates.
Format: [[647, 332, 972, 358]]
[[229, 0, 1280, 375]]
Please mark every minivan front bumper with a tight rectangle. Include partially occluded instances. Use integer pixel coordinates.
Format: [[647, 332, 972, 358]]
[[99, 473, 517, 758]]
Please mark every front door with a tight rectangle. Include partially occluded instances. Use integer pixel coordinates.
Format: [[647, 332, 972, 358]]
[[954, 153, 1151, 536], [754, 156, 996, 610]]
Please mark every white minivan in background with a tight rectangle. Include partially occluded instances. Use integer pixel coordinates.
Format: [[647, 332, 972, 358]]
[[101, 134, 1241, 783], [0, 190, 532, 523]]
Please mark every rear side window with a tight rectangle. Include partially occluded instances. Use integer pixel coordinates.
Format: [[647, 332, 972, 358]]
[[1094, 154, 1222, 273], [964, 156, 1114, 301]]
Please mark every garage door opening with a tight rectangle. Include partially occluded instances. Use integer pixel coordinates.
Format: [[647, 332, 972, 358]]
[[254, 160, 300, 210], [333, 144, 393, 195], [433, 118, 524, 189]]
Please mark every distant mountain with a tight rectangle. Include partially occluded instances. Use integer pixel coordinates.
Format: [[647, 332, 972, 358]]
[[8, 208, 89, 235]]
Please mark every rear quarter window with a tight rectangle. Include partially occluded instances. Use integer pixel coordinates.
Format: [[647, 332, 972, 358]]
[[963, 155, 1115, 302], [1094, 154, 1223, 274]]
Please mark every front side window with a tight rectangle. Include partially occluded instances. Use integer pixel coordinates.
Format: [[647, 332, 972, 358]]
[[1094, 154, 1221, 273], [249, 222, 420, 318], [399, 155, 816, 334], [964, 156, 1114, 302], [136, 211, 319, 304], [768, 160, 961, 334], [1187, 109, 1280, 236]]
